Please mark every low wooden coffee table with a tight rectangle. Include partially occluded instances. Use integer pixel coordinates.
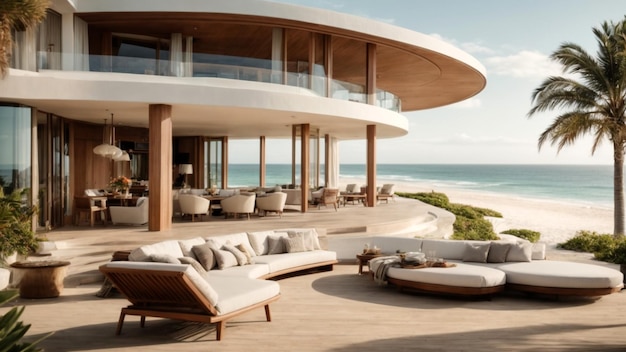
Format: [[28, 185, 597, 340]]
[[356, 253, 383, 275], [10, 260, 71, 298]]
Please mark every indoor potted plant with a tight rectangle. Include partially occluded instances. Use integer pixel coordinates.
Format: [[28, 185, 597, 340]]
[[109, 175, 132, 195], [0, 189, 39, 265]]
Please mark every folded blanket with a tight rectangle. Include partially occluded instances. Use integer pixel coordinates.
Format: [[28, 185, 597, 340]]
[[369, 256, 400, 285]]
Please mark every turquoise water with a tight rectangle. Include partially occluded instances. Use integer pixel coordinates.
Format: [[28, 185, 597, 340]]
[[228, 164, 614, 208]]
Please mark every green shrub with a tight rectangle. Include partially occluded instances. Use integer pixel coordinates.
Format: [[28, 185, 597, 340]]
[[473, 207, 503, 218], [0, 290, 49, 352], [399, 192, 450, 209], [451, 216, 498, 241], [501, 229, 541, 243], [398, 191, 500, 241], [447, 203, 482, 219], [558, 231, 626, 264], [558, 231, 616, 253]]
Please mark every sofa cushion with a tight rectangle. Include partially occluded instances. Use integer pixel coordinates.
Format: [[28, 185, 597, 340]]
[[236, 244, 254, 264], [370, 236, 422, 254], [497, 261, 624, 289], [253, 250, 337, 273], [178, 237, 206, 258], [386, 263, 506, 288], [149, 254, 181, 264], [531, 243, 546, 260], [206, 232, 256, 259], [207, 276, 280, 315], [247, 230, 275, 256], [129, 240, 184, 261], [283, 235, 306, 253], [207, 239, 239, 270], [204, 264, 270, 279], [267, 233, 289, 254], [287, 229, 321, 250], [462, 242, 490, 263], [506, 242, 533, 262], [178, 256, 208, 275], [421, 239, 470, 261], [192, 242, 216, 270], [487, 242, 511, 263], [223, 243, 249, 266]]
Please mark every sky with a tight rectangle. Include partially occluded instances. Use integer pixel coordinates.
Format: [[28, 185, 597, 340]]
[[231, 0, 625, 165]]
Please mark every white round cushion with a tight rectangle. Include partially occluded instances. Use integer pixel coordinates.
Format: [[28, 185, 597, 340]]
[[387, 263, 506, 288], [497, 261, 623, 289]]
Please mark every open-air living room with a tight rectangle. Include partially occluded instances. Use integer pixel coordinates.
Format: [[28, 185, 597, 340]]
[[4, 187, 626, 351]]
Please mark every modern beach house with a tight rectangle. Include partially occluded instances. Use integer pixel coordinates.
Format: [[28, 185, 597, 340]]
[[0, 0, 486, 231]]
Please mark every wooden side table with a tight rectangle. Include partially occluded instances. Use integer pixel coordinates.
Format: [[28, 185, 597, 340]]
[[10, 260, 71, 298], [356, 253, 383, 275]]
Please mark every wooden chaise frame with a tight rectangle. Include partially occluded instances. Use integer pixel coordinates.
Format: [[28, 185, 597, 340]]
[[100, 265, 280, 341], [387, 277, 621, 298], [386, 277, 506, 297], [505, 283, 622, 297]]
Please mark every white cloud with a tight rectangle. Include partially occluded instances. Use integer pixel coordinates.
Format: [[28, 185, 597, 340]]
[[485, 50, 562, 78], [428, 33, 494, 55], [448, 98, 482, 109]]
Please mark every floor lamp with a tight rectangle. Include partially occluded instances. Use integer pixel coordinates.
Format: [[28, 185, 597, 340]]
[[179, 164, 193, 188]]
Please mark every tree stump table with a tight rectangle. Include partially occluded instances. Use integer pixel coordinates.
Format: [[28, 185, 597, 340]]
[[10, 260, 71, 298]]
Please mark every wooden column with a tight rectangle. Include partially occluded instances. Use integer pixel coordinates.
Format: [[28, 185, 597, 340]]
[[260, 136, 266, 187], [148, 104, 172, 231], [301, 124, 310, 213], [222, 137, 229, 189], [324, 134, 331, 187], [366, 125, 376, 207]]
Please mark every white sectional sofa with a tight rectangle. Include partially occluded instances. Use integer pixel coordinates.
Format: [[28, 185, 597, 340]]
[[99, 228, 337, 339], [367, 236, 624, 297]]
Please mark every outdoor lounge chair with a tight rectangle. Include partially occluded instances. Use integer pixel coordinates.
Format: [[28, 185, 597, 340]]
[[99, 262, 280, 341], [377, 184, 395, 203], [318, 188, 339, 211]]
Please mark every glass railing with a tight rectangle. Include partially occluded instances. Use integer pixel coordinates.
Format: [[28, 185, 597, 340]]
[[36, 52, 401, 112]]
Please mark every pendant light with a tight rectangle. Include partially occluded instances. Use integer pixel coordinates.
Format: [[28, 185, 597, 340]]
[[93, 113, 123, 159]]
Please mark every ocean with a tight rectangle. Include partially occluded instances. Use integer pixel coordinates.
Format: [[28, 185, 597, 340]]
[[227, 164, 615, 208]]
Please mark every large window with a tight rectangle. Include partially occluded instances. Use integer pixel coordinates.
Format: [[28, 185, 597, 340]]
[[0, 106, 32, 198]]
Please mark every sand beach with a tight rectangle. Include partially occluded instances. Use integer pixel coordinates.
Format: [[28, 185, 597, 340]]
[[339, 177, 614, 246]]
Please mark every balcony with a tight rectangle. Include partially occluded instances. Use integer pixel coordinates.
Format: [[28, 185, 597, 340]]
[[36, 52, 401, 113]]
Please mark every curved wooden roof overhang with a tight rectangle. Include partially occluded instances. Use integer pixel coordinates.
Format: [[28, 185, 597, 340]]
[[76, 10, 486, 112]]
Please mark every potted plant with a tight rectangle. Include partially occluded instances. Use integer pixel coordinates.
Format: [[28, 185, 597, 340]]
[[0, 189, 39, 265], [0, 290, 49, 351], [109, 175, 132, 195]]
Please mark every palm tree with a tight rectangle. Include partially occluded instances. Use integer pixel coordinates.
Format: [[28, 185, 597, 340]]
[[528, 17, 626, 237], [0, 0, 48, 77]]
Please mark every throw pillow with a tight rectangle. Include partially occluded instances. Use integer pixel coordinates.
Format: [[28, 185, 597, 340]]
[[178, 256, 208, 275], [211, 247, 239, 270], [506, 242, 533, 262], [288, 230, 316, 251], [487, 242, 511, 263], [149, 254, 181, 264], [222, 243, 249, 266], [236, 243, 254, 264], [267, 234, 287, 254], [283, 235, 307, 253], [192, 242, 216, 270], [462, 242, 491, 263]]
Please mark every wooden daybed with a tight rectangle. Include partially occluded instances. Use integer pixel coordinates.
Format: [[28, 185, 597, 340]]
[[100, 262, 281, 341]]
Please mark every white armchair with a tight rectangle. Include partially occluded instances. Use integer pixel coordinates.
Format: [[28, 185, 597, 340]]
[[110, 197, 149, 225], [256, 192, 287, 217], [221, 193, 256, 219], [179, 194, 210, 222]]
